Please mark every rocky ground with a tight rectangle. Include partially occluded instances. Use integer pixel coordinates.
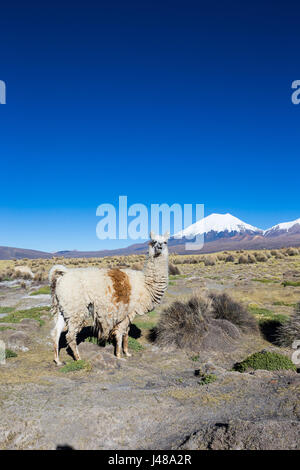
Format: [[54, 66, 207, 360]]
[[0, 256, 300, 450]]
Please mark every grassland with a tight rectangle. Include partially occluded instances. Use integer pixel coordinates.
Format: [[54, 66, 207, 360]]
[[0, 246, 300, 345]]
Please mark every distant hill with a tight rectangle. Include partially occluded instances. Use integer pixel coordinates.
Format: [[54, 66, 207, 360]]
[[1, 213, 300, 259], [0, 246, 53, 260]]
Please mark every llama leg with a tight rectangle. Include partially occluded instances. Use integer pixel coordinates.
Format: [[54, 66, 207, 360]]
[[114, 330, 123, 358], [51, 311, 66, 366], [66, 321, 81, 361], [123, 327, 131, 357]]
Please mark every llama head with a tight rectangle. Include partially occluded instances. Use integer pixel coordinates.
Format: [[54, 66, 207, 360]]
[[149, 231, 169, 257]]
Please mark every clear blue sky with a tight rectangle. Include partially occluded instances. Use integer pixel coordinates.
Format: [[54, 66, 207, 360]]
[[0, 1, 300, 252]]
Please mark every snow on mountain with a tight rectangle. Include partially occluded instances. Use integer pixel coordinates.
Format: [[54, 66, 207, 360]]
[[264, 217, 300, 237], [174, 213, 262, 239]]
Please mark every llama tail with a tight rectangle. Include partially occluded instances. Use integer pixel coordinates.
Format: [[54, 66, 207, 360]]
[[49, 264, 68, 291]]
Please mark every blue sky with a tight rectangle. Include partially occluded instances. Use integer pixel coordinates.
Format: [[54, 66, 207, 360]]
[[0, 1, 300, 252]]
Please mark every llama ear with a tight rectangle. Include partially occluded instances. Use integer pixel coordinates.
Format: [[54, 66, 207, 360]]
[[163, 231, 170, 240], [150, 231, 156, 240]]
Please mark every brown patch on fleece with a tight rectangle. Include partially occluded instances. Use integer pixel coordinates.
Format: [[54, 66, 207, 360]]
[[108, 269, 131, 305]]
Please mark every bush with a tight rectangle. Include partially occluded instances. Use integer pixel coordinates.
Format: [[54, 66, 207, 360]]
[[225, 255, 235, 263], [233, 351, 296, 372], [154, 292, 258, 350], [203, 257, 216, 266], [238, 255, 248, 264], [5, 349, 18, 359], [154, 295, 213, 349], [286, 247, 299, 256], [209, 292, 258, 332], [277, 302, 300, 346], [198, 373, 217, 385], [247, 254, 256, 264], [131, 262, 144, 271], [168, 263, 182, 275], [254, 252, 268, 262]]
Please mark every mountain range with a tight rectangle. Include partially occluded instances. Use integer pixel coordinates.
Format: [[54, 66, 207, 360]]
[[1, 213, 300, 259]]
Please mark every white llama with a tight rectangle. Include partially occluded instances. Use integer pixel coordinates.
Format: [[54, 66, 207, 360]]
[[49, 231, 169, 365]]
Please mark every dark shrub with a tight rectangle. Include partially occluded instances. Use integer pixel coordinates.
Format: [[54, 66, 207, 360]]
[[204, 257, 216, 266], [154, 292, 258, 351], [209, 292, 258, 332], [168, 263, 182, 275], [254, 252, 268, 262], [225, 255, 235, 263], [277, 302, 300, 346], [154, 295, 212, 350], [286, 247, 299, 256], [247, 254, 256, 264]]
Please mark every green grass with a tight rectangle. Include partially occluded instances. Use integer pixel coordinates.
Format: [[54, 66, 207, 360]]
[[59, 360, 91, 373], [0, 326, 15, 331], [128, 337, 144, 352], [248, 305, 287, 323], [0, 306, 51, 326], [148, 310, 157, 318], [5, 349, 18, 359], [190, 355, 200, 362], [234, 351, 297, 372], [168, 281, 175, 286], [133, 319, 157, 330], [252, 278, 279, 284], [30, 286, 51, 296], [282, 280, 300, 287], [169, 274, 188, 280], [0, 307, 14, 314], [198, 373, 217, 385]]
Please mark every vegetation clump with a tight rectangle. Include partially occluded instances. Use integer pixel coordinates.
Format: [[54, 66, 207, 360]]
[[209, 292, 258, 332], [30, 286, 51, 296], [5, 349, 18, 359], [154, 292, 258, 350], [0, 306, 50, 326], [277, 302, 300, 346], [128, 337, 144, 352], [233, 351, 296, 372], [168, 263, 182, 275], [59, 360, 91, 373], [198, 373, 217, 385]]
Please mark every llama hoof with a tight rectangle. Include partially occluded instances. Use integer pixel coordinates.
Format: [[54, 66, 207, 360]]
[[124, 352, 132, 357], [54, 360, 64, 366]]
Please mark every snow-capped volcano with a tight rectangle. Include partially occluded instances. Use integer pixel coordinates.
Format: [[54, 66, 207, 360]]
[[264, 217, 300, 237], [174, 213, 262, 239]]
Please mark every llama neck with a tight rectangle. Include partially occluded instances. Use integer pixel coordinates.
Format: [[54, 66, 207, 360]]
[[144, 252, 169, 307]]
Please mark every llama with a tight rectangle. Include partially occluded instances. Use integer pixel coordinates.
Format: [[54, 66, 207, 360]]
[[49, 231, 169, 365]]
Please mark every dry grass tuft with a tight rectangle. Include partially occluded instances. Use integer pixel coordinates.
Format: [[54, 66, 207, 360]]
[[209, 292, 258, 332], [168, 263, 182, 275], [154, 294, 212, 349], [277, 302, 300, 346]]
